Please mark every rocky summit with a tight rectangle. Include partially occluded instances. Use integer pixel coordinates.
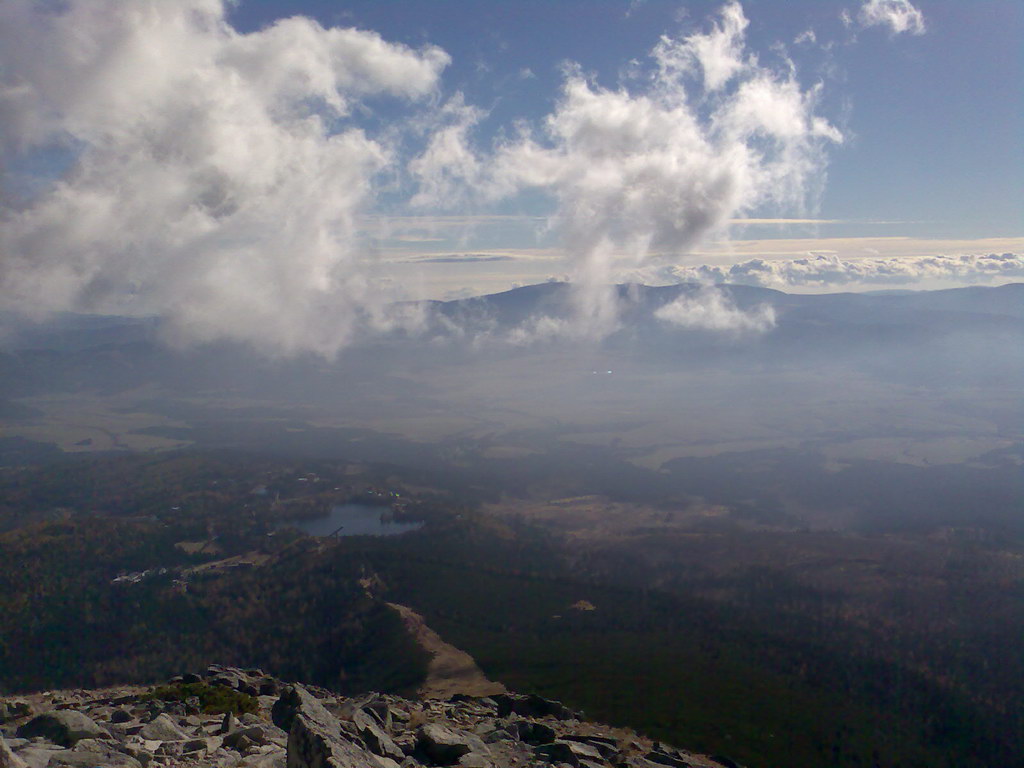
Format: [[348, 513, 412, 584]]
[[0, 666, 742, 768]]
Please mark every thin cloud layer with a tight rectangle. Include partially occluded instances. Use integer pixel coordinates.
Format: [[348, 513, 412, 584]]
[[853, 0, 926, 35], [0, 0, 448, 356], [661, 253, 1024, 289], [475, 1, 841, 339]]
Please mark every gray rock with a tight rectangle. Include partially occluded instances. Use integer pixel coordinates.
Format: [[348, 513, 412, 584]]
[[228, 733, 256, 754], [16, 712, 108, 748], [108, 710, 132, 725], [388, 708, 410, 725], [47, 747, 141, 768], [238, 682, 260, 698], [645, 749, 694, 768], [183, 738, 209, 754], [0, 702, 32, 726], [511, 720, 555, 746], [534, 740, 603, 767], [68, 740, 109, 754], [351, 711, 403, 763], [274, 685, 385, 768], [210, 675, 242, 691], [244, 748, 287, 768], [137, 715, 188, 742], [1, 733, 28, 768], [415, 724, 486, 767], [9, 746, 63, 768], [533, 741, 580, 766], [481, 728, 513, 745], [155, 741, 185, 757], [563, 735, 617, 758], [223, 725, 285, 751], [491, 694, 581, 721]]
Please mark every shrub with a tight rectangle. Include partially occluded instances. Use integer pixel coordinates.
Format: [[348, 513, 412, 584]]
[[144, 682, 258, 715]]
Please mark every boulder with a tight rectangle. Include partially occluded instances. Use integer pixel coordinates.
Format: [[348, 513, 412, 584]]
[[137, 714, 188, 742], [244, 749, 288, 768], [219, 711, 235, 735], [16, 712, 108, 747], [109, 710, 132, 725], [274, 685, 385, 768], [563, 735, 617, 758], [223, 725, 286, 751], [645, 749, 694, 768], [226, 733, 255, 754], [48, 747, 141, 768], [415, 724, 486, 766], [182, 738, 209, 754], [351, 710, 404, 762], [8, 745, 63, 768], [491, 694, 580, 722], [534, 739, 603, 767], [0, 703, 21, 726], [0, 733, 28, 768], [155, 741, 185, 757], [456, 754, 493, 768], [511, 720, 555, 746]]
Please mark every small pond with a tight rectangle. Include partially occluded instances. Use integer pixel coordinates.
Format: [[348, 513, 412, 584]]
[[283, 503, 423, 537]]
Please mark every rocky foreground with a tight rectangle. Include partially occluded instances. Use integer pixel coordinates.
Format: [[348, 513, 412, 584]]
[[0, 666, 742, 768]]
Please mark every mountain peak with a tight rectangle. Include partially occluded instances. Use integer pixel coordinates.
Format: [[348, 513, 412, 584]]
[[1, 666, 743, 768]]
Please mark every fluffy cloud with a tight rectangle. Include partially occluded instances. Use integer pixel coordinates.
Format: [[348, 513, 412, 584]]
[[854, 0, 926, 35], [655, 288, 775, 333], [660, 253, 1024, 289], [408, 94, 484, 209], [476, 1, 840, 338], [0, 1, 845, 354], [0, 0, 448, 356]]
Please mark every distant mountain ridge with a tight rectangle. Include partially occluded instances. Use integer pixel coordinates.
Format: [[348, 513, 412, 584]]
[[3, 281, 1022, 353]]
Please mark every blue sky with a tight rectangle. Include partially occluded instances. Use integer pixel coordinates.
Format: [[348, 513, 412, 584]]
[[228, 0, 1022, 240], [0, 0, 1021, 352]]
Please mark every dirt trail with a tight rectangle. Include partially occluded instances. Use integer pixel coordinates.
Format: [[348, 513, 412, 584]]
[[387, 602, 506, 700]]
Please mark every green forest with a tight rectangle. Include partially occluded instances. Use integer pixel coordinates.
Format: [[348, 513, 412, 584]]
[[0, 451, 1020, 768]]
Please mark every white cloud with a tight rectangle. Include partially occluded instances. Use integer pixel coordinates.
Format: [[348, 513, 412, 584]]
[[655, 288, 775, 333], [0, 0, 848, 354], [653, 0, 749, 92], [0, 0, 448, 357], [408, 94, 485, 209], [659, 253, 1024, 289], [479, 1, 840, 338], [855, 0, 926, 35], [794, 29, 817, 46]]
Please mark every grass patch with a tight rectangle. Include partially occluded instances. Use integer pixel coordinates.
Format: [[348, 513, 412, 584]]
[[144, 682, 258, 715]]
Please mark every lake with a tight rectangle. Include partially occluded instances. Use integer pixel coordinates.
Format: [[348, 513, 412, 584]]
[[284, 503, 423, 537]]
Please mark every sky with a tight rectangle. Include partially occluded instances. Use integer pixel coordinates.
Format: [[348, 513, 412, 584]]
[[0, 0, 1021, 354]]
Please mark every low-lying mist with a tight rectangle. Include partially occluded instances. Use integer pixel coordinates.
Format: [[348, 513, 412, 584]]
[[2, 280, 1022, 537]]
